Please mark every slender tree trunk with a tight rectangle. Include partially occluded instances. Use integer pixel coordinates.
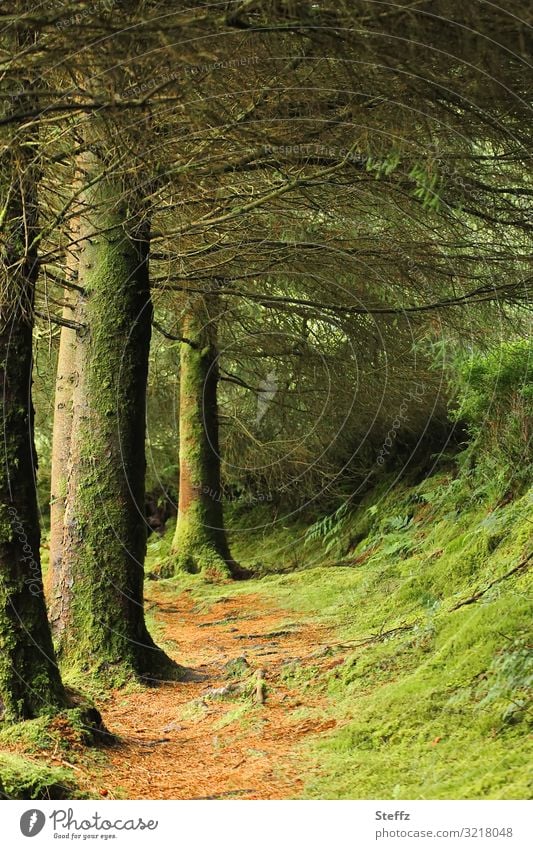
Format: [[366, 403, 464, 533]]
[[0, 77, 67, 720], [169, 298, 241, 580], [52, 151, 174, 682], [48, 245, 78, 602], [49, 281, 87, 646]]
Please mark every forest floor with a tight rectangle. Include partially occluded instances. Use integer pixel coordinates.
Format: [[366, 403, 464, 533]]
[[77, 582, 338, 800], [1, 469, 531, 800]]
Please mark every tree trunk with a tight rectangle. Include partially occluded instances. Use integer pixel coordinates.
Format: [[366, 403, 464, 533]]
[[0, 80, 67, 720], [169, 299, 241, 580], [52, 150, 174, 682], [48, 243, 78, 602]]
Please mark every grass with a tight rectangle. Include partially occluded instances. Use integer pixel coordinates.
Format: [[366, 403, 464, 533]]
[[160, 467, 532, 799]]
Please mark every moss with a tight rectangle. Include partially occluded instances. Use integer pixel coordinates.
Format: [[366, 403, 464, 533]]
[[0, 715, 57, 752], [56, 476, 68, 500], [0, 505, 15, 544], [0, 707, 97, 751], [292, 486, 532, 798], [0, 753, 80, 800], [169, 508, 233, 581]]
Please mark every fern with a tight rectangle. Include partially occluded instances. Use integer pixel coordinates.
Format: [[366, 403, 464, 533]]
[[382, 513, 412, 533], [305, 501, 350, 555], [477, 637, 533, 723]]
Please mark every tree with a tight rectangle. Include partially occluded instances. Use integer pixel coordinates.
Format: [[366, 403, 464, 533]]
[[0, 25, 67, 720], [48, 220, 79, 603], [167, 294, 246, 578], [50, 143, 175, 682], [5, 0, 530, 630]]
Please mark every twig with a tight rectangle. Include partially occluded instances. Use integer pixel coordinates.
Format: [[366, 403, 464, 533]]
[[450, 552, 532, 611], [35, 308, 85, 331], [59, 759, 85, 774], [332, 623, 417, 650], [152, 319, 197, 347]]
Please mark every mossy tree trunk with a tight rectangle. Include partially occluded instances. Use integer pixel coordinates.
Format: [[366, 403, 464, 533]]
[[52, 150, 173, 682], [0, 75, 68, 720], [169, 298, 240, 580]]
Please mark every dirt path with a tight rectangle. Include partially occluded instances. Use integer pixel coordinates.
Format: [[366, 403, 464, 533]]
[[82, 585, 337, 799]]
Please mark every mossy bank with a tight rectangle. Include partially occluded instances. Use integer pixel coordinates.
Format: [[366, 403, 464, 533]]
[[157, 464, 532, 799]]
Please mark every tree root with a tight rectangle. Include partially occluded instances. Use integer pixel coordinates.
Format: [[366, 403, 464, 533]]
[[158, 547, 250, 582]]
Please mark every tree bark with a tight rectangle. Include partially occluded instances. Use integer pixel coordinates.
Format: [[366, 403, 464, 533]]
[[48, 238, 79, 603], [0, 76, 67, 720], [169, 298, 240, 580], [52, 150, 174, 682]]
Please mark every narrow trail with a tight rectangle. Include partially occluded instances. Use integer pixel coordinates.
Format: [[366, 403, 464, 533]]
[[84, 586, 338, 799]]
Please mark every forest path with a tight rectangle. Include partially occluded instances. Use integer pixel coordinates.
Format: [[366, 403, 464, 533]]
[[86, 583, 337, 799]]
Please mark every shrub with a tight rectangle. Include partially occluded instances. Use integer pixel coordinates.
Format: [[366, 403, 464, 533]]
[[451, 340, 532, 490]]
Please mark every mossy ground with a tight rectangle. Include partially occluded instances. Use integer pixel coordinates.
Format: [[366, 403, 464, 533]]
[[0, 752, 79, 800], [3, 462, 530, 799], [0, 707, 109, 799], [151, 466, 532, 799]]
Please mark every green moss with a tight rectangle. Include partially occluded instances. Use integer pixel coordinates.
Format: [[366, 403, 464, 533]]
[[56, 476, 68, 500], [0, 753, 80, 800], [169, 534, 232, 582], [0, 715, 57, 752], [0, 504, 15, 543], [0, 705, 107, 752], [289, 486, 532, 798]]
